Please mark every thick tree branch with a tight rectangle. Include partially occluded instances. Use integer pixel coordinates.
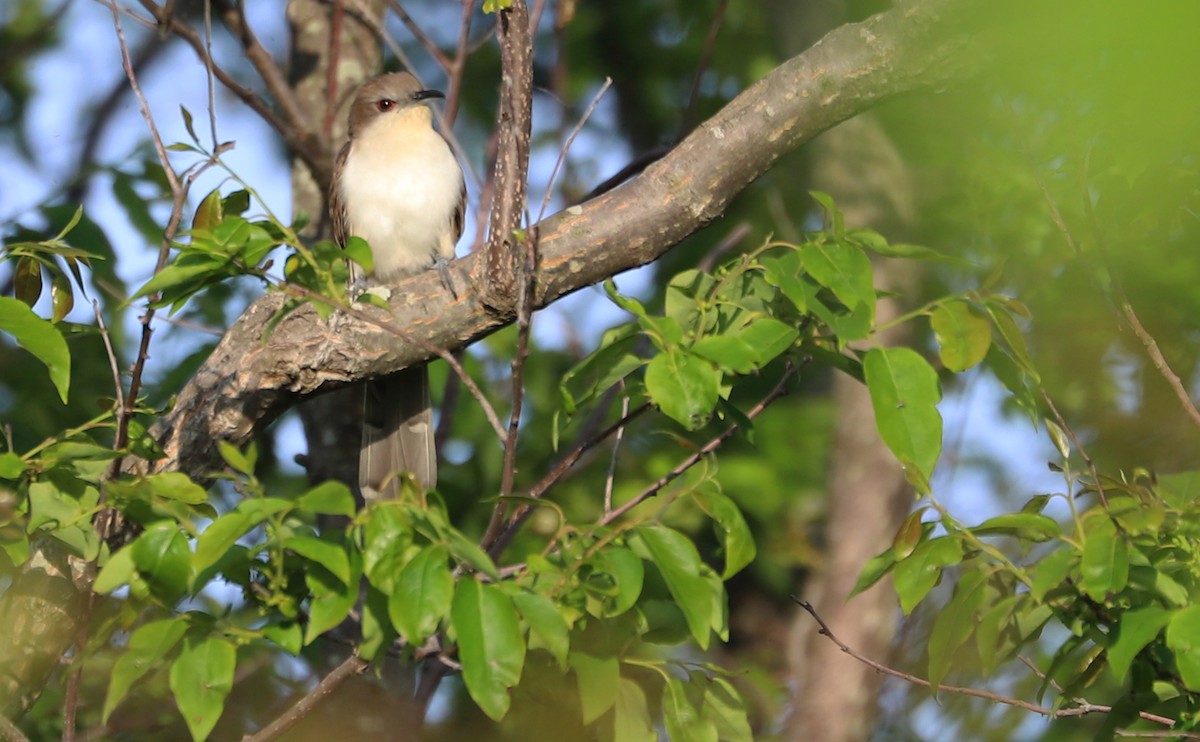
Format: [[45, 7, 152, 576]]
[[149, 0, 987, 479]]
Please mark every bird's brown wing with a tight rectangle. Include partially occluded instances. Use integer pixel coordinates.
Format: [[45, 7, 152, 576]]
[[329, 141, 352, 248]]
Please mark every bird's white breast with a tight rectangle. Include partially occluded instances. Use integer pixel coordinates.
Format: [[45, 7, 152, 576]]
[[339, 109, 463, 282]]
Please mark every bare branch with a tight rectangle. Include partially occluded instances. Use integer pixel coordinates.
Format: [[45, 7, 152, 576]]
[[241, 654, 368, 742], [600, 362, 798, 526], [795, 597, 1193, 735], [147, 0, 988, 481]]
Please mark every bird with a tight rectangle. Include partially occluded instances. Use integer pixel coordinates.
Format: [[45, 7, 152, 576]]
[[329, 71, 466, 500]]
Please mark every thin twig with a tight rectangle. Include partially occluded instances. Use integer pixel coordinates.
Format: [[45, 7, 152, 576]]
[[1120, 300, 1200, 431], [601, 362, 799, 526], [105, 1, 178, 194], [794, 597, 1189, 733], [387, 0, 452, 70], [1041, 390, 1108, 509], [241, 654, 368, 742], [697, 221, 752, 272], [322, 0, 345, 138], [94, 300, 125, 434], [676, 0, 730, 141], [442, 0, 476, 128], [604, 393, 631, 513], [485, 401, 652, 558], [203, 0, 218, 148], [537, 77, 612, 224], [133, 0, 330, 189]]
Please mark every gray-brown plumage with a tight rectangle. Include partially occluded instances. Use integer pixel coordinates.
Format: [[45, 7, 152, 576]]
[[330, 72, 465, 499]]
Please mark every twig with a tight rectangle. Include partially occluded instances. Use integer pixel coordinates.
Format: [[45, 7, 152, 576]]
[[601, 362, 799, 526], [676, 0, 730, 141], [442, 0, 476, 128], [604, 393, 630, 513], [536, 77, 612, 224], [480, 229, 537, 548], [793, 597, 1189, 733], [94, 300, 125, 435], [105, 1, 178, 194], [386, 0, 452, 70], [241, 654, 368, 742], [1120, 299, 1200, 431], [322, 0, 345, 138], [133, 0, 331, 189], [202, 0, 218, 148], [1041, 390, 1108, 509], [485, 400, 652, 558], [697, 222, 752, 272]]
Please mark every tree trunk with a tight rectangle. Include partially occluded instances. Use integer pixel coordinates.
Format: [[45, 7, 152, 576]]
[[786, 114, 918, 741]]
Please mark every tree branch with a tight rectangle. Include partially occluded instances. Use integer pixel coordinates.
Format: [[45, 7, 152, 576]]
[[147, 0, 985, 479]]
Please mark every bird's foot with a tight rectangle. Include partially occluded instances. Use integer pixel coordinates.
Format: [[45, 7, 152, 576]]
[[434, 257, 458, 299]]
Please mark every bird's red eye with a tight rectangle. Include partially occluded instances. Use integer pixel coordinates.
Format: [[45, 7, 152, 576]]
[[375, 99, 396, 112]]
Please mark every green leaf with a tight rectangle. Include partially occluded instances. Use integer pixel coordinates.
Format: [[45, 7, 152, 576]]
[[1031, 548, 1076, 601], [194, 510, 260, 576], [169, 634, 236, 741], [737, 318, 800, 367], [452, 579, 526, 721], [134, 254, 224, 302], [262, 621, 303, 656], [976, 595, 1018, 675], [571, 650, 621, 724], [360, 586, 395, 661], [636, 525, 712, 648], [388, 545, 452, 644], [217, 441, 255, 476], [691, 489, 756, 578], [14, 257, 43, 307], [304, 560, 360, 645], [131, 522, 192, 604], [589, 546, 644, 617], [191, 187, 223, 232], [95, 545, 136, 594], [930, 300, 992, 372], [892, 536, 962, 615], [296, 481, 355, 517], [702, 677, 753, 742], [512, 591, 570, 669], [664, 677, 718, 742], [985, 300, 1039, 381], [928, 569, 987, 692], [1080, 511, 1128, 602], [145, 471, 208, 505], [1109, 605, 1172, 682], [645, 350, 720, 430], [445, 527, 499, 580], [104, 617, 188, 722], [691, 335, 757, 374], [851, 547, 897, 597], [864, 347, 943, 490], [50, 270, 73, 323], [0, 452, 25, 479], [288, 535, 351, 584], [800, 240, 873, 315], [971, 513, 1060, 542], [610, 678, 656, 742], [0, 296, 71, 403], [1167, 606, 1200, 691]]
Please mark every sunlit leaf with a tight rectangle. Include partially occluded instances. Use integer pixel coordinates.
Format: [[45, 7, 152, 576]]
[[453, 579, 525, 721]]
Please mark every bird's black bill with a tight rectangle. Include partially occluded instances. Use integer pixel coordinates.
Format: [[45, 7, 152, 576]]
[[413, 89, 445, 101]]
